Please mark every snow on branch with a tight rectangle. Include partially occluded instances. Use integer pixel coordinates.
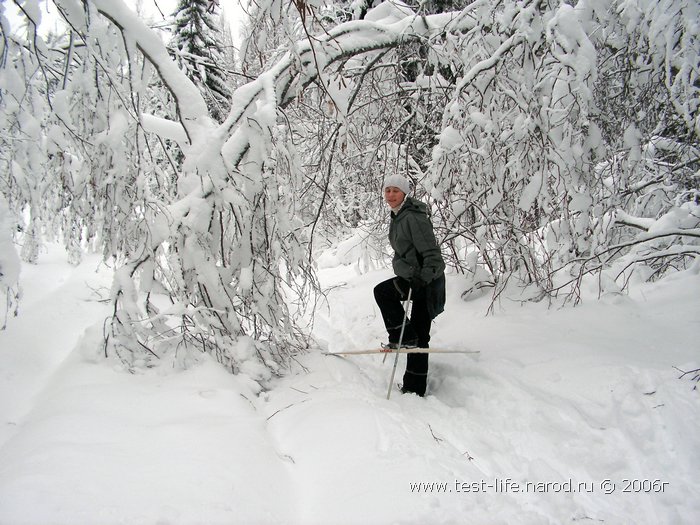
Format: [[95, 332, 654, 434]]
[[140, 114, 188, 147], [456, 34, 522, 94], [59, 0, 485, 175], [614, 210, 655, 231], [219, 5, 484, 168], [57, 0, 211, 143]]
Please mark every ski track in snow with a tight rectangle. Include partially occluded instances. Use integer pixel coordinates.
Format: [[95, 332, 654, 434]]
[[0, 245, 110, 447], [0, 249, 698, 524]]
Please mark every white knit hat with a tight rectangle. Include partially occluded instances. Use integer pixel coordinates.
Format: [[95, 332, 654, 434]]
[[382, 174, 411, 195]]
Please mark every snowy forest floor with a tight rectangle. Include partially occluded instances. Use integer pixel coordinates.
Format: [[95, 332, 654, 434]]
[[0, 244, 698, 525]]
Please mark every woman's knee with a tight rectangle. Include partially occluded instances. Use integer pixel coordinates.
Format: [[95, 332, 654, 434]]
[[374, 278, 394, 300], [373, 282, 384, 302]]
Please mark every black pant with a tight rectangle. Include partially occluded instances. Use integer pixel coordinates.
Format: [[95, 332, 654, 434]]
[[373, 278, 430, 395]]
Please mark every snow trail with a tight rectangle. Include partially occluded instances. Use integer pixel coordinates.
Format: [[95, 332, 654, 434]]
[[0, 246, 111, 447]]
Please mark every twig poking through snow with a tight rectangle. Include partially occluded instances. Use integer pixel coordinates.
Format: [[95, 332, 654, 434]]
[[428, 424, 443, 444], [266, 399, 310, 421], [673, 366, 700, 390]]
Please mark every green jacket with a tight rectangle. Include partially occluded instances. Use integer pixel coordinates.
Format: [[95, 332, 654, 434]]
[[389, 197, 446, 284]]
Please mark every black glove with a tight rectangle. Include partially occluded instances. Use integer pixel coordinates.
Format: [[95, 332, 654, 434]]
[[410, 275, 426, 291]]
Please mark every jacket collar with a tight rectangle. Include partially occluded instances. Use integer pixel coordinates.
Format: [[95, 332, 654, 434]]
[[390, 196, 409, 216]]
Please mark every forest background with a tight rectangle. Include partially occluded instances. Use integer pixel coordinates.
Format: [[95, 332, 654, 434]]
[[1, 0, 698, 378]]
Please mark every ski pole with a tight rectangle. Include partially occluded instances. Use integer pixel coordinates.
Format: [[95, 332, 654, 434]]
[[387, 287, 412, 400]]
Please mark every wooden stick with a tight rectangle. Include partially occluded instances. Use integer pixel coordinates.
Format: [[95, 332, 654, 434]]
[[326, 348, 480, 355]]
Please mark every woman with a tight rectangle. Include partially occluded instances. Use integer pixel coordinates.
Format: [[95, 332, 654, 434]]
[[374, 174, 446, 396]]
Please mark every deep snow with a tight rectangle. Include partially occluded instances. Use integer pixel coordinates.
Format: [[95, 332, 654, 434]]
[[0, 245, 698, 524]]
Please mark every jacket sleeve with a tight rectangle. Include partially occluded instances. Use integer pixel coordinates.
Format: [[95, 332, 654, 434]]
[[407, 211, 445, 282]]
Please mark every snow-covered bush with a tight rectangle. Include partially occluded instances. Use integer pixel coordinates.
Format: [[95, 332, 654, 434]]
[[316, 224, 388, 273], [1, 1, 317, 377], [423, 0, 699, 303], [0, 195, 20, 328]]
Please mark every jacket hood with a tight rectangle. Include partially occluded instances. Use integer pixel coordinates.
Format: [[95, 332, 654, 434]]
[[394, 196, 428, 217]]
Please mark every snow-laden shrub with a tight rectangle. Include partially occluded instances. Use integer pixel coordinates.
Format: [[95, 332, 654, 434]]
[[0, 195, 20, 328], [316, 224, 387, 273], [423, 0, 699, 304]]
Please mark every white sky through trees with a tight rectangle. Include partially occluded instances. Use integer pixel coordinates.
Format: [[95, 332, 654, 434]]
[[5, 0, 244, 45]]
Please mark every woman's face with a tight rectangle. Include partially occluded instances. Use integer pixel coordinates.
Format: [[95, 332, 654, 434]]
[[384, 186, 406, 208]]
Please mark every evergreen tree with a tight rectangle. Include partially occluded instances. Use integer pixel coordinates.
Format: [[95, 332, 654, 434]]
[[171, 0, 231, 122]]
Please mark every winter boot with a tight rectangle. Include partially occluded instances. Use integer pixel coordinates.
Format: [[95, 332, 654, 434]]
[[381, 340, 419, 350], [401, 370, 427, 396], [401, 352, 428, 396]]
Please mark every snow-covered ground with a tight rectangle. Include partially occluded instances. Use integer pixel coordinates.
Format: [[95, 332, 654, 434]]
[[0, 246, 698, 524]]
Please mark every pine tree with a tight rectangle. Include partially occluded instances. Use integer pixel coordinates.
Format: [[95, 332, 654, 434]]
[[171, 0, 231, 122]]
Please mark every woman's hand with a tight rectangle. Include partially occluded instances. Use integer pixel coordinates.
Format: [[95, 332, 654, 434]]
[[410, 275, 426, 291]]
